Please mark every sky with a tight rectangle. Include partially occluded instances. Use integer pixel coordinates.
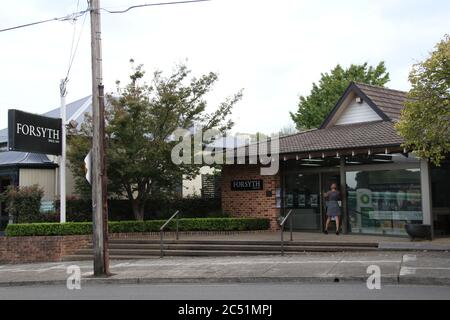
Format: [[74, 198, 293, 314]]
[[0, 0, 449, 135]]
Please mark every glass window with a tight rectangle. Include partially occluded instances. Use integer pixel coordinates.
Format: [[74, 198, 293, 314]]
[[283, 173, 321, 231], [346, 169, 422, 236], [431, 165, 450, 208]]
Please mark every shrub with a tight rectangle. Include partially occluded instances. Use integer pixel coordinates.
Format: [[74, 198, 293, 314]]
[[5, 218, 270, 237], [1, 185, 44, 224]]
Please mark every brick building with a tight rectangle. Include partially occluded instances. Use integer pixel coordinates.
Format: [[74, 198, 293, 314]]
[[221, 82, 450, 237]]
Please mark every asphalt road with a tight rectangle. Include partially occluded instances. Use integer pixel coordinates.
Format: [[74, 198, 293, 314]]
[[1, 283, 450, 300]]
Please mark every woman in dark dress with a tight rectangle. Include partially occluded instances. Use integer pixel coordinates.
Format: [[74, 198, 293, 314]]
[[324, 183, 341, 235]]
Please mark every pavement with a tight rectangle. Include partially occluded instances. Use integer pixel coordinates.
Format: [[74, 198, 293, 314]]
[[114, 231, 450, 251], [1, 251, 450, 287]]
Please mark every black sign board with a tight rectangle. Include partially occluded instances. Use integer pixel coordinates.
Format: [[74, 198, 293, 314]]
[[8, 109, 62, 156], [231, 180, 264, 191]]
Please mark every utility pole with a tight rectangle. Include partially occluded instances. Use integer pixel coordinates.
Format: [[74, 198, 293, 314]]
[[89, 0, 109, 276], [59, 79, 67, 224]]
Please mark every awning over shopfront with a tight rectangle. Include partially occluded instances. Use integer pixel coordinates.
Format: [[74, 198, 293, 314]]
[[0, 151, 57, 169]]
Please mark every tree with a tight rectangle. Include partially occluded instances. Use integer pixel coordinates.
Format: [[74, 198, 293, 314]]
[[1, 185, 44, 223], [290, 62, 390, 130], [396, 35, 450, 166], [278, 123, 298, 137], [68, 61, 242, 220]]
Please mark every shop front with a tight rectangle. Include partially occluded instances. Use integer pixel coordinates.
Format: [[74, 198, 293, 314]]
[[222, 82, 449, 238], [280, 153, 423, 236]]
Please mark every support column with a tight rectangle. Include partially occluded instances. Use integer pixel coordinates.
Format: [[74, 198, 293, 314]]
[[420, 159, 434, 239], [340, 157, 348, 234]]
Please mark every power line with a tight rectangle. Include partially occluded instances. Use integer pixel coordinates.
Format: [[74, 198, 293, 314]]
[[65, 11, 89, 80], [101, 0, 211, 14], [0, 0, 211, 34], [67, 0, 82, 69], [0, 9, 89, 33]]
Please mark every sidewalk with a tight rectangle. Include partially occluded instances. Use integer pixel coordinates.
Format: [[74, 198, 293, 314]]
[[1, 251, 449, 287], [119, 231, 450, 251]]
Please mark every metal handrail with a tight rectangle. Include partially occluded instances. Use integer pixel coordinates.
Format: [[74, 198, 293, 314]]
[[160, 210, 180, 258], [280, 209, 294, 256]]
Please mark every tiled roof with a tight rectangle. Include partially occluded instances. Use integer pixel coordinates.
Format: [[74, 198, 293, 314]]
[[279, 120, 404, 155], [0, 151, 57, 168], [354, 82, 408, 120], [233, 121, 404, 157]]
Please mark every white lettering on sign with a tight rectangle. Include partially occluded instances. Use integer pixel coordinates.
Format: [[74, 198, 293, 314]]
[[16, 123, 61, 141], [232, 180, 263, 190]]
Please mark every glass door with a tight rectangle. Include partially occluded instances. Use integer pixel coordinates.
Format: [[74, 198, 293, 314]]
[[283, 173, 321, 231]]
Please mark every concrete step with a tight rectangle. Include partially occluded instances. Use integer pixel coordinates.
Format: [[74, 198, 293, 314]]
[[104, 239, 379, 248], [72, 246, 377, 258], [81, 244, 378, 252], [66, 239, 380, 261]]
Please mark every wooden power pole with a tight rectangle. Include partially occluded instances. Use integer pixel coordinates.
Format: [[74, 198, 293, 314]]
[[89, 0, 109, 276]]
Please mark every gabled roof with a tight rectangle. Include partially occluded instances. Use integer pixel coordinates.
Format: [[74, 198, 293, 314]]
[[232, 83, 408, 158], [280, 120, 404, 155], [0, 151, 57, 169], [320, 82, 408, 129], [353, 82, 408, 120]]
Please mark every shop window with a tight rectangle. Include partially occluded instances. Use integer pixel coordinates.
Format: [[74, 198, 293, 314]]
[[346, 169, 422, 236]]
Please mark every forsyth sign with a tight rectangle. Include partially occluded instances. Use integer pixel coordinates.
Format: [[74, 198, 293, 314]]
[[231, 180, 264, 191], [8, 109, 62, 155]]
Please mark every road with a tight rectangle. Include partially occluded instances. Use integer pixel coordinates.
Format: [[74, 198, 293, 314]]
[[1, 283, 450, 300]]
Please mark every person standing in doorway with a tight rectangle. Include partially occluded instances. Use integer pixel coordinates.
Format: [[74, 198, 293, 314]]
[[324, 183, 341, 235]]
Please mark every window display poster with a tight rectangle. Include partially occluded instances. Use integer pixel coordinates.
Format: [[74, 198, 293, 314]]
[[276, 197, 282, 209], [276, 188, 281, 198], [286, 194, 294, 208], [298, 194, 306, 207], [310, 194, 318, 208]]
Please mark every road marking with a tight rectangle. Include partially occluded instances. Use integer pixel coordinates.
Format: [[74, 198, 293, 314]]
[[400, 267, 416, 276], [405, 267, 450, 271], [403, 254, 417, 262]]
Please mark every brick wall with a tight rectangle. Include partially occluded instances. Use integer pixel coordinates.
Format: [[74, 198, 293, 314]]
[[0, 235, 90, 265], [222, 164, 281, 230]]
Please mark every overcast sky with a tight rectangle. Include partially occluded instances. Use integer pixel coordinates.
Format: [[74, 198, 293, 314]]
[[0, 0, 449, 135]]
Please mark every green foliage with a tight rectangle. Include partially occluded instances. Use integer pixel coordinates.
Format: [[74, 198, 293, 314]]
[[5, 218, 270, 237], [0, 185, 44, 223], [396, 35, 450, 166], [68, 61, 242, 220], [16, 197, 224, 223], [6, 222, 92, 237], [290, 62, 390, 130]]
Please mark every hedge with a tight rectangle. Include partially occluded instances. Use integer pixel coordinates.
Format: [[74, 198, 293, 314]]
[[5, 218, 270, 237]]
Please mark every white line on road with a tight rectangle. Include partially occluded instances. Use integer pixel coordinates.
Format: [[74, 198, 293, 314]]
[[400, 267, 416, 276], [403, 254, 417, 262]]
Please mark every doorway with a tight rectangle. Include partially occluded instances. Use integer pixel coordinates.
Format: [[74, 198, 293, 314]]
[[321, 173, 341, 232], [283, 173, 321, 231]]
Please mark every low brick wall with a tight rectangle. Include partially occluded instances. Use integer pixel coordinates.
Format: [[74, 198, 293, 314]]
[[0, 230, 274, 265], [0, 235, 91, 265]]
